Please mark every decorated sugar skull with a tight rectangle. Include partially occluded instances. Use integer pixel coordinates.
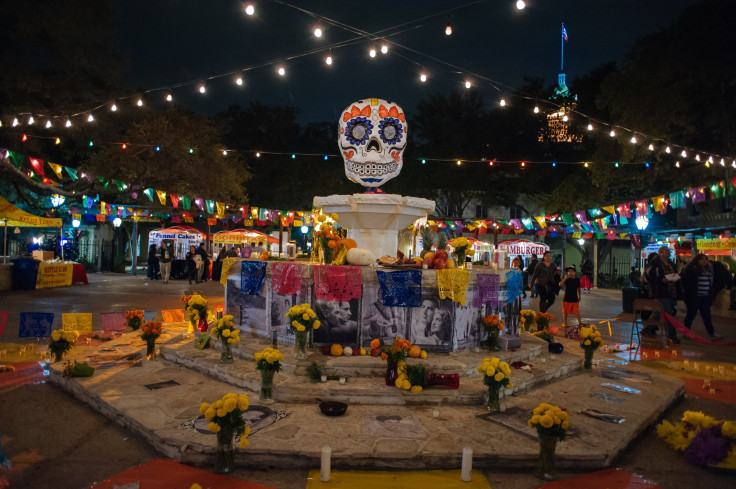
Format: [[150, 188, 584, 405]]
[[339, 98, 407, 189]]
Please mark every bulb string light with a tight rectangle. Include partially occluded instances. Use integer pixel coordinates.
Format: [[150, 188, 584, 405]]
[[1, 0, 731, 164]]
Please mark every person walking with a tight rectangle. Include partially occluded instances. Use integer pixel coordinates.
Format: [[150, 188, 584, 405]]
[[516, 255, 527, 299], [530, 251, 558, 313], [186, 245, 200, 284], [147, 244, 159, 280], [559, 266, 582, 327], [157, 241, 174, 284], [527, 253, 539, 298], [681, 254, 722, 340], [196, 242, 210, 282], [642, 246, 680, 344], [581, 259, 594, 293]]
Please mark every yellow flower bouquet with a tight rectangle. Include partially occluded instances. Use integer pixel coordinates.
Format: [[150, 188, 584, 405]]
[[285, 304, 320, 358], [124, 310, 144, 331], [528, 402, 570, 480], [519, 309, 537, 331], [255, 347, 284, 402], [187, 294, 210, 332], [579, 324, 604, 370], [210, 315, 240, 364], [450, 236, 470, 268], [49, 329, 79, 362], [394, 362, 428, 394], [477, 357, 513, 411], [200, 392, 251, 473]]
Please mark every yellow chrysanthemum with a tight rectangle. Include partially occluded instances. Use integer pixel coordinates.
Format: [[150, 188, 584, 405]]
[[240, 437, 249, 448], [410, 385, 422, 393], [216, 408, 227, 418], [222, 329, 231, 337], [721, 421, 736, 439], [214, 400, 223, 408], [223, 398, 237, 413], [539, 415, 554, 428], [207, 422, 221, 433], [313, 320, 321, 329], [204, 408, 216, 420], [199, 402, 210, 414], [494, 372, 504, 382], [561, 420, 569, 430]]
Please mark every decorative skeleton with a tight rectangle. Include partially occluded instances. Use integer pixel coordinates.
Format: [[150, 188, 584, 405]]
[[338, 98, 407, 191]]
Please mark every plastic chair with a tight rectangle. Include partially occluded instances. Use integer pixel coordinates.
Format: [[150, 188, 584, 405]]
[[631, 299, 667, 348]]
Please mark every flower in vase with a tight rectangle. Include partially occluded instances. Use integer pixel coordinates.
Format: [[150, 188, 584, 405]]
[[210, 315, 240, 344], [201, 393, 251, 445], [528, 403, 570, 439], [255, 347, 284, 371], [579, 325, 604, 351]]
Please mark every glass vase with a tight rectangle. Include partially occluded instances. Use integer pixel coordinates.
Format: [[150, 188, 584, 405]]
[[485, 384, 501, 412], [583, 348, 595, 370], [324, 246, 334, 265], [214, 428, 234, 474], [454, 251, 466, 269], [52, 350, 64, 363], [536, 434, 558, 480], [385, 359, 399, 386], [295, 331, 307, 359], [220, 339, 234, 363], [145, 338, 156, 360], [187, 315, 196, 333], [488, 328, 501, 351], [260, 368, 276, 403]]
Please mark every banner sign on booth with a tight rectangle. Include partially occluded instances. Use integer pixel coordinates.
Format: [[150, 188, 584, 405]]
[[497, 239, 549, 257], [35, 262, 73, 289], [696, 238, 736, 250]]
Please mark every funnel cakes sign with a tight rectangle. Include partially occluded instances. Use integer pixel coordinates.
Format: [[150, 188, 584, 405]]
[[339, 98, 407, 189]]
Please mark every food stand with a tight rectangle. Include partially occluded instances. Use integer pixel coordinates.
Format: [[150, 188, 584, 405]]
[[466, 238, 494, 263], [696, 237, 736, 258], [148, 226, 205, 259], [212, 229, 278, 255]]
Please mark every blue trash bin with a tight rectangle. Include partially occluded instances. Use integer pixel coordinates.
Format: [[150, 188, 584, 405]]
[[11, 258, 40, 290]]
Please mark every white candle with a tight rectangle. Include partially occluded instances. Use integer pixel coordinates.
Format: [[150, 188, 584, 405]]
[[461, 447, 473, 481], [339, 377, 346, 385], [321, 446, 331, 481], [321, 374, 327, 383], [432, 409, 439, 419]]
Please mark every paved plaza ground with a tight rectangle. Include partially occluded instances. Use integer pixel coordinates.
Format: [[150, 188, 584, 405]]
[[1, 273, 735, 489]]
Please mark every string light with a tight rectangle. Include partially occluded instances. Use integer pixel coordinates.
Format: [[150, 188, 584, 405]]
[[456, 160, 461, 165], [584, 162, 589, 167], [499, 98, 506, 107], [681, 150, 687, 158], [22, 134, 28, 142], [244, 3, 255, 15], [381, 44, 389, 54], [520, 161, 525, 167], [562, 115, 569, 122], [89, 141, 94, 147], [314, 27, 323, 38], [28, 116, 35, 125], [675, 161, 680, 168], [256, 152, 261, 157], [111, 103, 117, 112], [12, 118, 19, 127], [615, 162, 619, 168], [122, 143, 127, 149], [189, 148, 194, 154], [695, 154, 700, 161], [445, 22, 452, 36], [236, 76, 243, 86], [223, 150, 228, 156], [88, 114, 94, 122], [551, 162, 556, 167], [609, 129, 615, 137], [55, 138, 61, 145], [291, 154, 296, 159], [198, 84, 206, 94], [369, 48, 377, 58], [166, 93, 173, 102], [630, 136, 637, 144], [645, 161, 650, 168], [420, 72, 427, 83], [516, 0, 526, 10], [587, 123, 593, 131], [65, 119, 72, 128], [45, 120, 52, 128], [648, 144, 654, 151], [665, 146, 671, 153], [533, 105, 540, 114], [325, 54, 333, 65], [489, 160, 494, 166], [421, 159, 426, 164], [465, 80, 471, 89], [720, 158, 725, 167], [155, 146, 160, 151], [278, 66, 286, 76]]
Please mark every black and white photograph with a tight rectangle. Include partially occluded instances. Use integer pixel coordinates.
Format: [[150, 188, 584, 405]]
[[238, 293, 268, 337], [361, 286, 409, 348], [408, 292, 453, 351], [312, 298, 360, 345], [270, 286, 310, 346], [453, 288, 481, 350]]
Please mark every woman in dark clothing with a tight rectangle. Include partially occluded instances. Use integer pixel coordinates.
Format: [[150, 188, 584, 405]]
[[216, 247, 228, 262], [147, 244, 159, 279], [186, 245, 199, 284], [517, 255, 527, 298], [681, 254, 722, 340], [530, 251, 558, 313], [580, 259, 594, 292]]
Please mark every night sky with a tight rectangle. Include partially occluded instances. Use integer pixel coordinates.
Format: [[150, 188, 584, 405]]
[[118, 0, 696, 124]]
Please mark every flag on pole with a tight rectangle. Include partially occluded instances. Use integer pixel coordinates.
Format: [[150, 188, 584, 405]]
[[562, 23, 568, 42]]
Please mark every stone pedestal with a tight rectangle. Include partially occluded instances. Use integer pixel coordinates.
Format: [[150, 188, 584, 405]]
[[313, 193, 435, 258]]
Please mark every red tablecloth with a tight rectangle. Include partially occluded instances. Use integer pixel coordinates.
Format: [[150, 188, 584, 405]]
[[72, 263, 89, 284]]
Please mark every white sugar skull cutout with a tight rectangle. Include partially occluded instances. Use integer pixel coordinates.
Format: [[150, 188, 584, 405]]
[[339, 98, 407, 189]]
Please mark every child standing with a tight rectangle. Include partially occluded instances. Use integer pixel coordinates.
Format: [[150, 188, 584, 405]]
[[559, 266, 582, 327]]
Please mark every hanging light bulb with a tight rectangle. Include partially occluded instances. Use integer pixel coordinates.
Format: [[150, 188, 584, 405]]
[[244, 3, 255, 15], [720, 158, 725, 167], [166, 93, 173, 102], [223, 150, 228, 156], [465, 80, 471, 89], [705, 161, 710, 168], [609, 129, 615, 137], [534, 105, 540, 114], [708, 156, 714, 164], [445, 22, 452, 36], [198, 84, 206, 94], [520, 161, 526, 167], [45, 120, 52, 128], [584, 162, 589, 167], [665, 146, 671, 153], [12, 118, 19, 127], [732, 160, 736, 168], [111, 103, 117, 112], [681, 150, 687, 158], [55, 137, 61, 145], [278, 66, 286, 76], [381, 44, 388, 54], [420, 73, 427, 82], [87, 114, 94, 122], [516, 0, 526, 10], [22, 134, 28, 142], [28, 115, 35, 125], [65, 119, 72, 128], [369, 48, 377, 58], [615, 162, 620, 168], [499, 98, 506, 107], [695, 154, 700, 161], [325, 54, 333, 65], [236, 76, 243, 86], [562, 115, 569, 122], [648, 143, 654, 151], [256, 152, 261, 157], [587, 123, 593, 131], [456, 160, 461, 165], [630, 135, 637, 144], [675, 161, 680, 168], [314, 27, 323, 38], [122, 143, 127, 149], [137, 98, 143, 107]]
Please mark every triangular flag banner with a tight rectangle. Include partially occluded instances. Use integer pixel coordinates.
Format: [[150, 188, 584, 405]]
[[143, 188, 154, 202], [588, 208, 602, 217], [207, 218, 217, 225], [216, 202, 225, 217], [8, 151, 25, 169], [596, 233, 605, 239], [181, 195, 191, 210], [602, 205, 616, 215], [156, 190, 167, 206], [572, 232, 581, 238], [170, 194, 180, 208], [607, 231, 616, 240], [241, 206, 249, 218], [618, 202, 631, 218], [171, 216, 181, 223], [620, 216, 628, 225], [100, 201, 107, 215], [184, 216, 194, 223], [561, 213, 573, 226], [206, 200, 215, 214], [64, 166, 79, 180], [534, 216, 547, 228], [29, 157, 45, 176], [48, 162, 64, 178], [652, 195, 666, 212], [690, 187, 707, 204], [243, 219, 253, 226], [574, 211, 589, 224], [509, 219, 522, 230], [635, 200, 649, 217], [195, 198, 204, 211], [521, 217, 534, 230], [132, 216, 140, 223], [113, 180, 126, 192]]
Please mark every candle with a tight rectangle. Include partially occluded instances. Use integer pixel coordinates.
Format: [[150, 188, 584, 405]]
[[321, 374, 327, 383], [339, 377, 346, 385], [432, 409, 439, 419], [320, 446, 331, 481], [461, 447, 473, 481]]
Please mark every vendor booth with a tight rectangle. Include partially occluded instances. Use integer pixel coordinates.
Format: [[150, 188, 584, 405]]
[[1, 194, 62, 263], [148, 226, 205, 259], [212, 229, 277, 254], [696, 237, 736, 258], [466, 238, 494, 263], [497, 239, 549, 267]]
